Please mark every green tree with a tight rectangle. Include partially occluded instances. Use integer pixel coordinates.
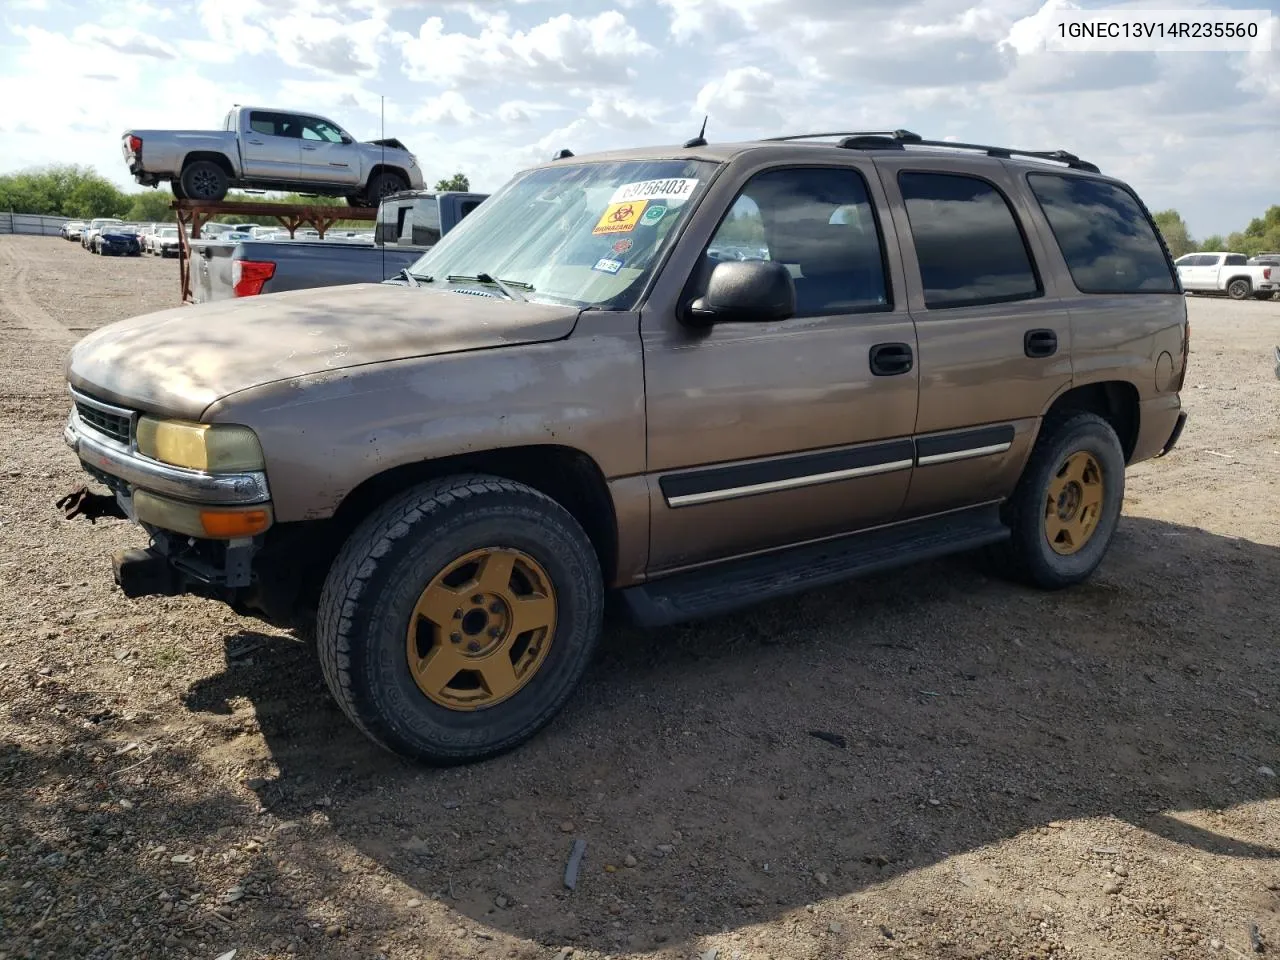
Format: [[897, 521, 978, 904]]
[[1198, 234, 1225, 252], [434, 172, 470, 192], [62, 177, 130, 219], [125, 190, 176, 223], [1151, 209, 1195, 259]]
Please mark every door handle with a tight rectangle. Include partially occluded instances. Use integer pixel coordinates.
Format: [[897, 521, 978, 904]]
[[301, 145, 317, 151], [247, 139, 264, 145], [1024, 329, 1058, 358], [869, 342, 914, 377]]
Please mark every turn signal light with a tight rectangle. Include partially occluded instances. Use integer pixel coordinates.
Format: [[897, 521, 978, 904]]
[[200, 509, 271, 538], [127, 135, 142, 154], [231, 259, 276, 297]]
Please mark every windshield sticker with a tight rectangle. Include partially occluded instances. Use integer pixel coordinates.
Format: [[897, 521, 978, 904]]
[[611, 238, 633, 255], [593, 257, 624, 274], [593, 200, 648, 235], [639, 204, 667, 227], [610, 178, 699, 205]]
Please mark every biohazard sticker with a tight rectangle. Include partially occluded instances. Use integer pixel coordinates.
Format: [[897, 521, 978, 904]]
[[592, 200, 648, 235], [592, 257, 623, 274], [610, 178, 699, 205]]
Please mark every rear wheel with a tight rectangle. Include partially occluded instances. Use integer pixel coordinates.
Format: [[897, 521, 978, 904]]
[[344, 195, 366, 207], [179, 160, 229, 202], [1227, 278, 1252, 300], [316, 474, 604, 765], [170, 179, 187, 200], [359, 171, 408, 207], [996, 413, 1126, 589]]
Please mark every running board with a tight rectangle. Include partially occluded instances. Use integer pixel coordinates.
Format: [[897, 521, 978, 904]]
[[620, 504, 1009, 628]]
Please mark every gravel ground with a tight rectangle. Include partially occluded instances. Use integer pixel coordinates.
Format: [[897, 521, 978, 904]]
[[1, 234, 1278, 960]]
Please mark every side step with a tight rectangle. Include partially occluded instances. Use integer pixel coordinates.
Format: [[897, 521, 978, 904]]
[[620, 503, 1009, 628]]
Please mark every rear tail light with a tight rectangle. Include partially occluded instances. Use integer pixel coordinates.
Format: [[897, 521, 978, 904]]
[[127, 135, 142, 154], [231, 260, 276, 297], [1265, 268, 1273, 280]]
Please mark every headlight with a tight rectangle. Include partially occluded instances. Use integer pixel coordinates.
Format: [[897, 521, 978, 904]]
[[135, 417, 265, 472]]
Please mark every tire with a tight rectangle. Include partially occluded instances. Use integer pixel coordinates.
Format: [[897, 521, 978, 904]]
[[1227, 278, 1252, 300], [360, 171, 408, 207], [996, 412, 1126, 590], [316, 474, 604, 765], [344, 195, 366, 207], [1255, 292, 1274, 301], [178, 160, 229, 202], [170, 179, 187, 201]]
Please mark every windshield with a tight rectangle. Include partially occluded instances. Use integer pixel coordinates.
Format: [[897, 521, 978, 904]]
[[407, 158, 719, 308], [159, 228, 178, 237]]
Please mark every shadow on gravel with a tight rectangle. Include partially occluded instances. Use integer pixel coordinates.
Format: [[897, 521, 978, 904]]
[[182, 515, 1280, 954]]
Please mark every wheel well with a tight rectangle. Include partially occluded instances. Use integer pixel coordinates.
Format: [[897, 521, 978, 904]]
[[367, 164, 408, 186], [1224, 275, 1252, 288], [181, 152, 234, 178], [254, 446, 619, 626], [1044, 381, 1140, 461]]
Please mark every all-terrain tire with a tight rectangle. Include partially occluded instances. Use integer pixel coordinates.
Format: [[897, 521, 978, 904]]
[[315, 474, 604, 765], [178, 160, 229, 203], [359, 170, 408, 207], [995, 412, 1126, 590]]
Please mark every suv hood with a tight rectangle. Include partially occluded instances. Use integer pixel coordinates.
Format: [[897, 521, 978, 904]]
[[67, 283, 581, 420]]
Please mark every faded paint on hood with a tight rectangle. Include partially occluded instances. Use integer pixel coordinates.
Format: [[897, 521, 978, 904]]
[[66, 283, 582, 420]]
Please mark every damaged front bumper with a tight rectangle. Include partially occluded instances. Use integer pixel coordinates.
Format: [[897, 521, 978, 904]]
[[61, 397, 271, 597]]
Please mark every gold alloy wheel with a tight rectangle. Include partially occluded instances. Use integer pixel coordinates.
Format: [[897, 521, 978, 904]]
[[406, 548, 557, 711], [1044, 451, 1105, 556]]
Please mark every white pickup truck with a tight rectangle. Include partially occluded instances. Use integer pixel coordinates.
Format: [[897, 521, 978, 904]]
[[1174, 251, 1279, 300], [122, 105, 425, 206]]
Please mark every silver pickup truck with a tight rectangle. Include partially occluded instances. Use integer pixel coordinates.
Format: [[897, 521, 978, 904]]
[[122, 105, 425, 206]]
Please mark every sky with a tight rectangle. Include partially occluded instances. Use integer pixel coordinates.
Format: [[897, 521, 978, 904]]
[[0, 0, 1275, 238]]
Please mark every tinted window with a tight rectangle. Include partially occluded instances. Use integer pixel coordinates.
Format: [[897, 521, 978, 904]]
[[459, 200, 482, 218], [409, 199, 441, 247], [1028, 174, 1177, 293], [702, 167, 889, 318], [898, 172, 1040, 309], [1224, 253, 1247, 265]]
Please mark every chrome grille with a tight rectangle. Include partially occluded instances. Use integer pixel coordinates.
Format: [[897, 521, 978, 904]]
[[73, 393, 133, 446]]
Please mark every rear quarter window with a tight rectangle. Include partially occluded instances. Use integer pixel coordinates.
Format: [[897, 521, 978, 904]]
[[1027, 174, 1177, 294]]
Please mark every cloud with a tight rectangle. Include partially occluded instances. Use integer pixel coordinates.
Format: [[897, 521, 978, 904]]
[[71, 25, 176, 59], [695, 66, 784, 128], [585, 94, 659, 128], [272, 13, 388, 76], [495, 100, 567, 123], [409, 90, 482, 126], [397, 11, 654, 87]]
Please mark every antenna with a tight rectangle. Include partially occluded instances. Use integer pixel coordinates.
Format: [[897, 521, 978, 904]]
[[683, 115, 708, 149], [380, 94, 385, 282]]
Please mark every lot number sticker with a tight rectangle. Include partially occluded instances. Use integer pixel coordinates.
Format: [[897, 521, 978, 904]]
[[610, 178, 699, 205], [593, 200, 648, 235]]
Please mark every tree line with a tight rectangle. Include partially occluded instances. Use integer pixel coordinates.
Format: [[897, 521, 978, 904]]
[[0, 164, 470, 225], [1153, 207, 1279, 259]]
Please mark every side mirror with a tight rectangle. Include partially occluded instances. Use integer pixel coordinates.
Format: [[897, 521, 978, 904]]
[[684, 259, 795, 326], [341, 135, 354, 144]]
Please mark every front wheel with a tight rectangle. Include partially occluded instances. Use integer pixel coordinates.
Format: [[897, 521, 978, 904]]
[[996, 412, 1126, 590], [1227, 278, 1252, 300], [360, 171, 408, 207], [316, 474, 604, 765]]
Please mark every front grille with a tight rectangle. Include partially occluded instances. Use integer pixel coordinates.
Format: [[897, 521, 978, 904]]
[[75, 398, 132, 445]]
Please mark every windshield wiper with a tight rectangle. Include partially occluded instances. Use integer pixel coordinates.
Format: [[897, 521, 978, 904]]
[[445, 272, 531, 302], [395, 268, 432, 287]]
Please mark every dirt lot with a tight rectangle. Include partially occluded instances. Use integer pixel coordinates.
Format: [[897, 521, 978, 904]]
[[0, 233, 1277, 960]]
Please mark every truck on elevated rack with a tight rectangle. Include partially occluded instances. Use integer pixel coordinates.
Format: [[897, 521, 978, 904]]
[[122, 105, 424, 206]]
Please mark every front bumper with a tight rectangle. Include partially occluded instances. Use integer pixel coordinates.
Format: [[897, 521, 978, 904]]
[[63, 396, 272, 593]]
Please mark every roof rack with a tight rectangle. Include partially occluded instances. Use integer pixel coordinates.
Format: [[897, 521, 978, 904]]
[[763, 129, 1100, 174]]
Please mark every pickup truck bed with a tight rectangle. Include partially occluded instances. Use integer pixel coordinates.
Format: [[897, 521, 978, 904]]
[[194, 240, 421, 303]]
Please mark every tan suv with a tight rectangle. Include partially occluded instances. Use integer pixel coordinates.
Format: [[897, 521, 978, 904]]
[[60, 130, 1190, 765]]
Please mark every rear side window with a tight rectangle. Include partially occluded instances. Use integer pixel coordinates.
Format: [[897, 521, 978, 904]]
[[898, 172, 1041, 309], [1224, 253, 1247, 265], [1028, 174, 1177, 293]]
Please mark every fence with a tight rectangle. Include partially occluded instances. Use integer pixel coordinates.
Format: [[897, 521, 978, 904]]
[[0, 212, 73, 236]]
